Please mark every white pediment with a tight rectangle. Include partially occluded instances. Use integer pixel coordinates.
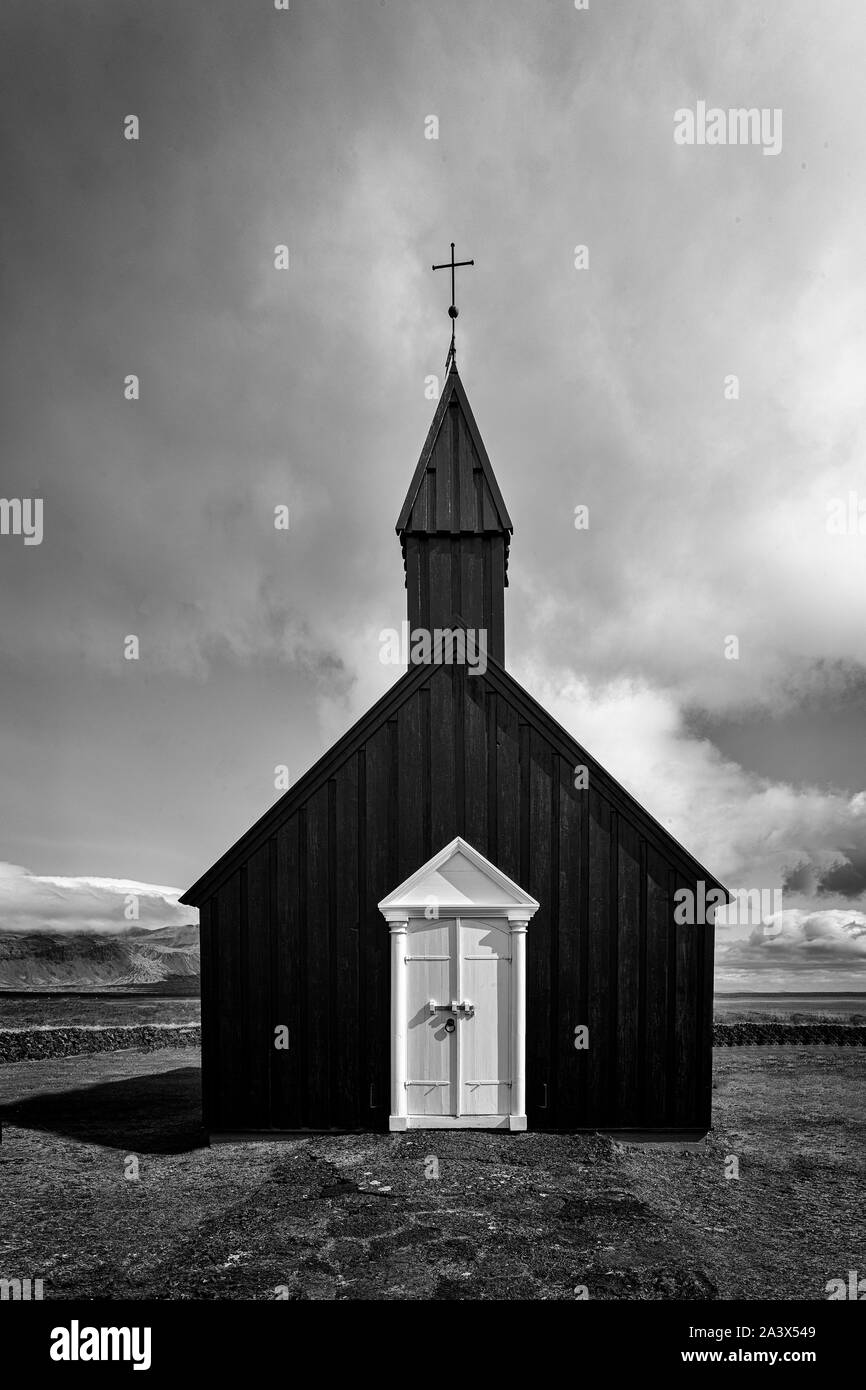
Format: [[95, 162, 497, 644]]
[[378, 837, 539, 921]]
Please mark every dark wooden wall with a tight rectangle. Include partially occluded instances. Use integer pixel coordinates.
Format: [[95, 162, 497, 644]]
[[199, 664, 714, 1134], [403, 534, 506, 669]]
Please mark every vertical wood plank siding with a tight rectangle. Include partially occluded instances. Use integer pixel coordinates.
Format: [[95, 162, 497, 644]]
[[198, 664, 714, 1132]]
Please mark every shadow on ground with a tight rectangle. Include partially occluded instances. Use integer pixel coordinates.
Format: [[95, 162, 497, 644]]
[[0, 1065, 206, 1154]]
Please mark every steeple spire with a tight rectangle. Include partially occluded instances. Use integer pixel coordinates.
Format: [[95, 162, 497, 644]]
[[397, 362, 512, 667]]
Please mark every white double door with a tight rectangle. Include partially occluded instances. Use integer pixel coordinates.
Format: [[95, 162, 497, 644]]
[[405, 916, 511, 1123]]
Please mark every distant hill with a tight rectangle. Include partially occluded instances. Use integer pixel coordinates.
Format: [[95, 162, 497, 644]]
[[0, 924, 200, 989]]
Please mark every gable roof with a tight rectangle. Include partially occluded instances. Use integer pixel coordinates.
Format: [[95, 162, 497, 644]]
[[378, 836, 540, 918], [180, 636, 730, 907], [396, 362, 513, 544]]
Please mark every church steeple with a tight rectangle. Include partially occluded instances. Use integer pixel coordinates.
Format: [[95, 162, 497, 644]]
[[396, 360, 513, 667]]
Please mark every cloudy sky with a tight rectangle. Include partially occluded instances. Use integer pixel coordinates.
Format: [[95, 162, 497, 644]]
[[1, 0, 865, 989]]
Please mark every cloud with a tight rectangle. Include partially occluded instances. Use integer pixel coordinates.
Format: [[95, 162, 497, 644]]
[[520, 666, 866, 889], [715, 909, 866, 990], [815, 847, 866, 899], [0, 864, 197, 933], [0, 0, 865, 1001]]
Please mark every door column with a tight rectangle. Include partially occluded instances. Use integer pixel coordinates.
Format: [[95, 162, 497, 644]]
[[508, 916, 528, 1131], [389, 917, 409, 1131]]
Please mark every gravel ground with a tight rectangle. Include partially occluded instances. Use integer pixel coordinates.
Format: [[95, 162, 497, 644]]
[[0, 1046, 862, 1300]]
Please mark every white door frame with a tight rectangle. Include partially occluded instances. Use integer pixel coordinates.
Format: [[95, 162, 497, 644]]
[[378, 837, 539, 1132]]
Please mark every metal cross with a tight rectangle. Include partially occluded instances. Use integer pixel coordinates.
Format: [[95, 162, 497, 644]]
[[432, 242, 474, 368]]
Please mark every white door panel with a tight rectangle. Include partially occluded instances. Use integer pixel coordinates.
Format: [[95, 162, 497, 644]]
[[461, 918, 511, 1116], [406, 918, 455, 1115], [405, 916, 510, 1120]]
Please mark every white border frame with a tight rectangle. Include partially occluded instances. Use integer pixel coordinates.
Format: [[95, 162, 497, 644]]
[[379, 837, 539, 1132]]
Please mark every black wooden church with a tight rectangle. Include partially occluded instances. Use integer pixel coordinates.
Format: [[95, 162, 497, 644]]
[[182, 313, 727, 1138]]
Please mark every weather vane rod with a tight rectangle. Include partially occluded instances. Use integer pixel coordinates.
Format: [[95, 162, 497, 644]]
[[432, 241, 474, 371]]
